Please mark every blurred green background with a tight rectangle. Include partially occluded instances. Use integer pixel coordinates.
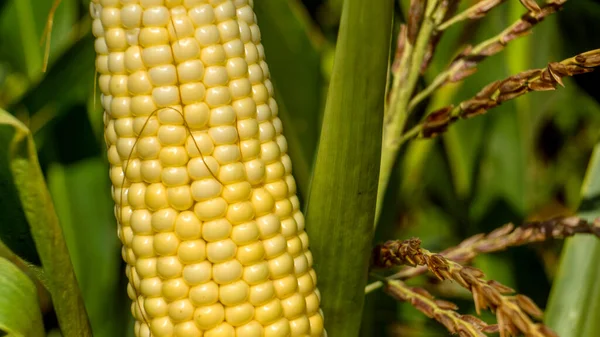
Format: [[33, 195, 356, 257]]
[[0, 0, 599, 336]]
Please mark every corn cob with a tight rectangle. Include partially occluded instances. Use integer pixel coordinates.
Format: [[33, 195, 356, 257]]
[[90, 0, 324, 335]]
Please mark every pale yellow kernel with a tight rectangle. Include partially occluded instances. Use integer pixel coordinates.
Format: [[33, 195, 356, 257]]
[[143, 6, 170, 26], [250, 24, 261, 44], [281, 293, 306, 319], [218, 21, 239, 44], [236, 119, 258, 140], [111, 186, 129, 207], [160, 146, 189, 166], [244, 159, 265, 185], [158, 106, 185, 124], [109, 166, 125, 188], [232, 97, 256, 120], [139, 27, 169, 47], [268, 252, 294, 279], [256, 214, 280, 239], [110, 75, 129, 96], [151, 316, 174, 337], [174, 211, 202, 239], [180, 82, 207, 104], [289, 316, 310, 336], [245, 43, 259, 65], [242, 261, 269, 285], [141, 159, 163, 183], [194, 198, 228, 221], [213, 146, 242, 165], [154, 232, 180, 256], [139, 322, 151, 337], [219, 280, 249, 306], [168, 185, 194, 210], [194, 25, 220, 47], [294, 212, 305, 232], [297, 273, 314, 295], [168, 299, 195, 322], [236, 241, 264, 266], [263, 234, 286, 259], [305, 292, 320, 315], [280, 218, 297, 239], [145, 183, 169, 210], [206, 239, 237, 263], [188, 4, 215, 27], [223, 39, 244, 58], [178, 239, 206, 263], [169, 14, 195, 38], [163, 277, 190, 300], [132, 299, 144, 322], [204, 66, 229, 87], [120, 206, 133, 226], [235, 321, 263, 337], [290, 196, 300, 212], [309, 312, 324, 336], [183, 261, 212, 285], [202, 218, 232, 242], [121, 225, 134, 246], [121, 4, 143, 29], [174, 321, 201, 337], [201, 45, 226, 65], [111, 98, 133, 119], [116, 137, 136, 160], [166, 0, 184, 9], [286, 236, 302, 257], [194, 303, 225, 330], [255, 298, 283, 325], [136, 257, 158, 278], [99, 76, 110, 96], [236, 5, 254, 23], [251, 188, 275, 217], [205, 322, 235, 337], [106, 28, 128, 50], [265, 180, 287, 201], [225, 303, 254, 327], [256, 105, 272, 123], [108, 52, 126, 74], [173, 37, 202, 63], [145, 297, 169, 318], [226, 58, 247, 79], [222, 182, 251, 203], [158, 256, 184, 279], [101, 7, 120, 27], [214, 1, 235, 21], [238, 21, 251, 44], [130, 209, 152, 235], [178, 60, 205, 83], [226, 201, 255, 225], [153, 85, 181, 107], [92, 19, 105, 38], [128, 183, 146, 209], [142, 45, 174, 67], [158, 125, 187, 146], [285, 176, 296, 195], [305, 251, 314, 268], [132, 235, 154, 258], [115, 118, 134, 138], [272, 117, 283, 134], [131, 95, 157, 116], [96, 54, 109, 74], [190, 281, 218, 307], [229, 78, 251, 99], [276, 135, 288, 155], [191, 178, 222, 201], [240, 139, 260, 161], [213, 259, 243, 284], [186, 132, 214, 158], [258, 121, 275, 142], [273, 275, 298, 299], [205, 87, 232, 107], [128, 71, 153, 95], [231, 221, 259, 245], [141, 277, 163, 297], [249, 281, 275, 306], [275, 199, 293, 219], [149, 64, 177, 86], [162, 167, 190, 186], [265, 318, 291, 337]]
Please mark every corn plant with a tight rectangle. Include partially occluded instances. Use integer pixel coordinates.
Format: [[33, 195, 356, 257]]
[[0, 1, 599, 337]]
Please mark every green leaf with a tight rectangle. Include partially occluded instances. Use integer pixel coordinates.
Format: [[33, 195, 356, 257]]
[[253, 0, 324, 198], [545, 144, 600, 337], [0, 257, 45, 337], [305, 0, 393, 335], [0, 109, 92, 336]]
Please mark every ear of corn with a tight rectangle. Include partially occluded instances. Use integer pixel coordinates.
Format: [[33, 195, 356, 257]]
[[90, 0, 324, 335]]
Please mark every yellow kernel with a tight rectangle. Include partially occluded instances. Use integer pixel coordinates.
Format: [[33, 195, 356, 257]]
[[105, 28, 127, 50], [157, 256, 184, 279], [145, 297, 168, 318], [183, 261, 212, 285], [309, 312, 324, 336], [305, 291, 320, 316], [128, 70, 153, 95], [251, 188, 275, 217], [194, 303, 224, 330], [168, 299, 195, 322], [154, 232, 180, 256], [202, 218, 232, 242], [265, 163, 285, 184], [188, 156, 220, 180], [214, 146, 242, 166], [225, 303, 254, 327], [240, 139, 261, 161], [148, 64, 177, 86], [213, 259, 243, 284], [294, 254, 309, 275], [125, 46, 144, 72], [236, 241, 264, 266], [136, 257, 158, 278], [294, 212, 306, 232], [226, 201, 254, 224], [177, 239, 206, 263], [275, 199, 293, 219], [218, 20, 239, 43], [205, 322, 235, 337], [121, 4, 142, 29], [222, 182, 251, 203], [142, 45, 173, 67], [236, 119, 257, 141], [132, 235, 154, 258], [235, 321, 263, 337], [174, 320, 202, 337], [151, 207, 178, 232], [178, 60, 205, 84], [205, 87, 231, 107], [172, 39, 200, 63], [190, 280, 219, 307], [249, 281, 275, 306], [194, 25, 220, 47], [145, 183, 169, 210], [143, 6, 170, 26], [244, 159, 265, 185], [187, 132, 215, 157], [141, 277, 163, 297], [180, 82, 207, 105], [207, 239, 237, 263], [281, 218, 298, 239], [219, 280, 249, 306], [158, 106, 185, 124], [268, 252, 294, 279], [153, 86, 181, 107], [209, 125, 237, 145], [162, 167, 190, 186], [169, 14, 195, 38], [131, 95, 157, 116], [297, 273, 314, 295], [183, 103, 210, 130], [281, 293, 306, 319], [167, 185, 193, 210], [195, 198, 228, 221], [140, 27, 169, 47], [286, 237, 302, 257], [229, 78, 251, 99], [256, 214, 280, 239], [263, 234, 286, 259], [188, 4, 215, 27], [108, 52, 126, 74], [191, 178, 222, 200], [117, 137, 136, 160], [204, 66, 229, 87], [232, 97, 256, 119], [137, 137, 161, 160], [231, 221, 259, 245], [256, 104, 271, 122], [255, 298, 283, 325], [242, 261, 269, 285], [174, 211, 202, 239], [151, 316, 174, 337], [265, 318, 291, 337], [162, 277, 190, 300], [273, 275, 298, 300], [159, 146, 189, 167]]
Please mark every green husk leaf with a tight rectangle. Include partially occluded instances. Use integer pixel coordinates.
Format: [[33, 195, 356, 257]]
[[305, 0, 393, 335], [0, 257, 45, 337], [545, 143, 600, 337], [0, 109, 92, 336]]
